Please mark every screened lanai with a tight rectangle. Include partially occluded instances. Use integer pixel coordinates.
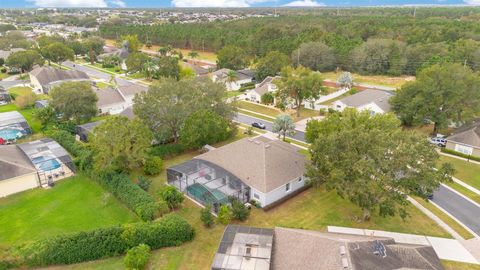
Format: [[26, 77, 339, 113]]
[[167, 159, 250, 212]]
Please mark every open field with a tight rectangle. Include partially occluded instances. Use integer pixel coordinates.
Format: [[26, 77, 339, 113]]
[[0, 175, 138, 247], [322, 71, 415, 89]]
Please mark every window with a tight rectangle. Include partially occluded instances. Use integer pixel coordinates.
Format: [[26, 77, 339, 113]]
[[254, 193, 260, 199], [286, 183, 291, 192]]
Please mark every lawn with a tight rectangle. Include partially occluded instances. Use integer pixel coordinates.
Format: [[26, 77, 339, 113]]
[[236, 100, 319, 122], [440, 155, 480, 191], [414, 196, 474, 239], [0, 175, 139, 248], [238, 109, 275, 122], [442, 260, 480, 270], [0, 88, 42, 134], [95, 81, 113, 89]]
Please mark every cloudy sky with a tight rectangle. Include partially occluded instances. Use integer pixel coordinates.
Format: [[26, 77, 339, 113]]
[[1, 0, 479, 8]]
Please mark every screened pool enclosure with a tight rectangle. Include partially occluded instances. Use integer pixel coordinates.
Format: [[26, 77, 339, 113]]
[[167, 159, 250, 212]]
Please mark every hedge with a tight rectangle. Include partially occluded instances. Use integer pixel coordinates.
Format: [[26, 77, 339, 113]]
[[441, 148, 480, 162], [19, 214, 194, 266], [148, 143, 186, 159], [96, 173, 158, 221]]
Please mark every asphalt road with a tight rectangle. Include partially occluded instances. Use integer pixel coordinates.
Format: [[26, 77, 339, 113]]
[[62, 61, 131, 86], [0, 80, 28, 88], [432, 185, 480, 236], [234, 113, 306, 142]]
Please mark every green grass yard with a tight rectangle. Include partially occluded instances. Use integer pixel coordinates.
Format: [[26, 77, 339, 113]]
[[0, 175, 138, 247], [440, 155, 480, 191], [0, 87, 43, 133]]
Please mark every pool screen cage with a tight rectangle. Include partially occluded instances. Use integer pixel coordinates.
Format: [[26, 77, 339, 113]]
[[167, 159, 250, 213]]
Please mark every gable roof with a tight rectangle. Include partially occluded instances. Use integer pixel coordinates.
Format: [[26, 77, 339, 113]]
[[211, 68, 254, 81], [447, 119, 480, 148], [338, 89, 394, 112], [195, 136, 306, 193], [117, 82, 148, 99], [0, 48, 25, 59], [252, 76, 278, 96], [95, 87, 126, 107], [272, 227, 444, 270], [0, 145, 37, 181], [119, 106, 134, 119], [30, 66, 89, 87]]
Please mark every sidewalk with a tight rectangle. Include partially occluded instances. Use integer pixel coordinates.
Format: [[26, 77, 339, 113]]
[[439, 151, 480, 165], [328, 226, 479, 264]]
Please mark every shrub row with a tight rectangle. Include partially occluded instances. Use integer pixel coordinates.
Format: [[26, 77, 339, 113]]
[[96, 173, 158, 221], [19, 214, 194, 266], [148, 143, 186, 159], [441, 148, 480, 162], [44, 128, 93, 171]]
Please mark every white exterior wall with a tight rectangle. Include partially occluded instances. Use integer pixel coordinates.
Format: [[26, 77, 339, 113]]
[[332, 100, 347, 111], [357, 102, 385, 115], [249, 176, 306, 207], [305, 88, 349, 111], [247, 90, 261, 102], [0, 173, 39, 197], [226, 79, 252, 91], [98, 102, 126, 115], [29, 74, 43, 94]]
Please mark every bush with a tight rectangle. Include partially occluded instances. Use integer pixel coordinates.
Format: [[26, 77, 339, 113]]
[[19, 214, 194, 266], [148, 144, 186, 159], [143, 156, 163, 175], [158, 185, 184, 210], [1, 68, 6, 73], [441, 148, 480, 162], [230, 199, 250, 221], [348, 87, 359, 95], [124, 244, 150, 270], [217, 205, 232, 225], [261, 92, 274, 105], [157, 200, 170, 217], [97, 173, 158, 221], [200, 205, 215, 228], [137, 176, 152, 191]]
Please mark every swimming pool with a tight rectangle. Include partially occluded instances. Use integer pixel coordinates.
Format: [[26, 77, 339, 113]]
[[0, 129, 24, 141], [32, 156, 62, 171], [186, 183, 228, 205]]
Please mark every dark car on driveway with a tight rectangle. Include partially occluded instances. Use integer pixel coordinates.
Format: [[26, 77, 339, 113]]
[[251, 122, 266, 129]]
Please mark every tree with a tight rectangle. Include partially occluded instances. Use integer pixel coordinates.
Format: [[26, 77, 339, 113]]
[[42, 42, 74, 66], [134, 77, 234, 143], [272, 114, 296, 140], [142, 60, 156, 81], [217, 204, 232, 225], [122, 34, 142, 52], [337, 72, 353, 89], [180, 109, 234, 149], [158, 185, 185, 210], [179, 66, 195, 79], [83, 36, 105, 64], [158, 45, 173, 56], [255, 51, 290, 81], [261, 92, 274, 105], [154, 56, 180, 80], [391, 63, 480, 135], [126, 52, 150, 73], [306, 109, 454, 220], [91, 116, 153, 173], [143, 156, 163, 175], [230, 198, 250, 221], [14, 92, 37, 109], [216, 45, 248, 70], [292, 42, 336, 72], [188, 51, 199, 64], [67, 40, 87, 59], [351, 39, 407, 75], [225, 70, 238, 86], [35, 106, 57, 128], [200, 205, 215, 228], [6, 50, 43, 72], [124, 244, 150, 270], [275, 66, 326, 117], [49, 82, 98, 123]]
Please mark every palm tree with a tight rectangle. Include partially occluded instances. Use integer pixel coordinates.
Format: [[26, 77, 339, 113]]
[[143, 61, 157, 81], [188, 51, 199, 65], [226, 70, 239, 90]]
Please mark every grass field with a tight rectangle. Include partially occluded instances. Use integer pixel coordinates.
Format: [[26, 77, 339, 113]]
[[237, 101, 320, 122], [0, 87, 43, 133], [442, 260, 480, 270], [322, 71, 414, 89], [440, 155, 480, 191], [0, 175, 139, 247], [414, 196, 474, 239]]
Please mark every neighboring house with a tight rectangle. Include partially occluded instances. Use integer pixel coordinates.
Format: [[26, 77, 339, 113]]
[[0, 138, 75, 197], [0, 87, 10, 105], [29, 66, 90, 94], [211, 225, 444, 270], [0, 111, 31, 144], [246, 76, 278, 103], [446, 119, 480, 158], [0, 48, 25, 61], [181, 61, 210, 76], [95, 87, 127, 115], [211, 68, 254, 91], [98, 42, 130, 70], [116, 81, 148, 106], [167, 135, 307, 211], [333, 89, 394, 115], [75, 121, 102, 142]]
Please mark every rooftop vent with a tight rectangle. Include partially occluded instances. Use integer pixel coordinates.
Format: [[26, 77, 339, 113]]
[[342, 258, 349, 269]]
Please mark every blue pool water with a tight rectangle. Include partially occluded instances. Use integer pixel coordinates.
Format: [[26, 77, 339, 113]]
[[0, 129, 23, 140], [38, 159, 61, 171]]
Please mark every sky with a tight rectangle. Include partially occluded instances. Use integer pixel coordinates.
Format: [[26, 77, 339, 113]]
[[1, 0, 480, 8]]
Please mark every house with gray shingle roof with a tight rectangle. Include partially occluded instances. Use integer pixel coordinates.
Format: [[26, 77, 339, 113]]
[[167, 135, 307, 209], [212, 225, 444, 270], [210, 68, 255, 91], [333, 89, 394, 115], [29, 66, 90, 94], [446, 119, 480, 158], [246, 76, 279, 103]]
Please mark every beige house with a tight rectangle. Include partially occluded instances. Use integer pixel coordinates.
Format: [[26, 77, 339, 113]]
[[0, 145, 39, 197], [29, 66, 90, 94], [446, 120, 480, 158], [333, 89, 394, 115], [246, 76, 279, 103], [210, 68, 254, 91]]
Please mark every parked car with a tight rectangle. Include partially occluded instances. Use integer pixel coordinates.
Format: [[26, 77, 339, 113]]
[[428, 137, 446, 147], [251, 122, 266, 129]]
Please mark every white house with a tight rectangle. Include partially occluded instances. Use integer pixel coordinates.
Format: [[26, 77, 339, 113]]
[[332, 89, 394, 115], [446, 119, 480, 158], [167, 135, 307, 210], [246, 76, 279, 103], [210, 68, 254, 91], [95, 81, 147, 115], [29, 66, 90, 94]]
